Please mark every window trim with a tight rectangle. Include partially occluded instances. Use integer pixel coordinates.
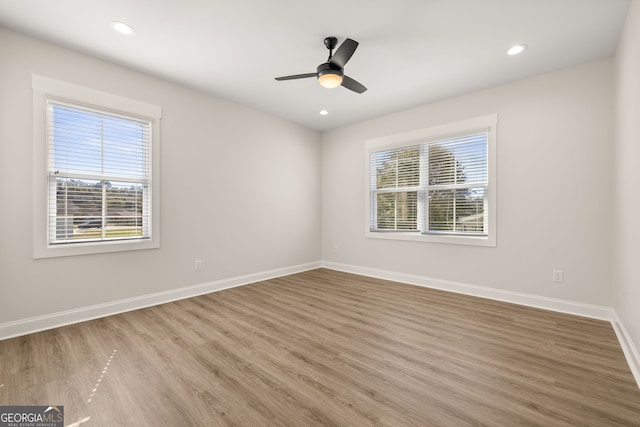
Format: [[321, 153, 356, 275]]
[[365, 114, 497, 247], [32, 74, 161, 258]]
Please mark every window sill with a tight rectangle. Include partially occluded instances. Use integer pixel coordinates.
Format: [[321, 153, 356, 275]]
[[34, 237, 160, 259], [365, 230, 496, 247]]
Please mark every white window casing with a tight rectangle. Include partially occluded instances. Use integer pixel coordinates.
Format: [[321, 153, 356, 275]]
[[32, 75, 161, 258], [365, 114, 497, 247]]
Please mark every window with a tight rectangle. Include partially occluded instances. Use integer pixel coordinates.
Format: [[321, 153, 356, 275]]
[[33, 75, 161, 258], [366, 115, 497, 246], [48, 102, 151, 244]]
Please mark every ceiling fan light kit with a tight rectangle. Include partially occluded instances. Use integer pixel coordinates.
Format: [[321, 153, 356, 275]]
[[317, 63, 344, 88], [275, 36, 367, 93]]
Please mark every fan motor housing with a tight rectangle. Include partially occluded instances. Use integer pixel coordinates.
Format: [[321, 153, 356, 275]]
[[317, 62, 343, 77]]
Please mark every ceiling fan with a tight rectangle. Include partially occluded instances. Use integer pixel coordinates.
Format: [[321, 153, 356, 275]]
[[275, 36, 367, 94]]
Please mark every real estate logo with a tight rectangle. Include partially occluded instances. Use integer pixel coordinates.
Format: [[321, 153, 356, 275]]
[[0, 405, 64, 427]]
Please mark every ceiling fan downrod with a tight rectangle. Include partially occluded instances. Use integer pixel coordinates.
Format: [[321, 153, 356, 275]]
[[324, 36, 338, 60]]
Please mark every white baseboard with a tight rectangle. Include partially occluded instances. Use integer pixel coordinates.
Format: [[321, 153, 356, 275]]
[[0, 261, 321, 341], [611, 311, 640, 388], [322, 261, 640, 389], [322, 261, 613, 320]]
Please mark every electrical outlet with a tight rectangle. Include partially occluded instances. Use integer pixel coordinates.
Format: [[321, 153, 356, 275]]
[[552, 269, 564, 283], [194, 260, 202, 271]]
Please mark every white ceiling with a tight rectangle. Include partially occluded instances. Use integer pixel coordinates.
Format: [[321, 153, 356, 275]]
[[0, 0, 630, 131]]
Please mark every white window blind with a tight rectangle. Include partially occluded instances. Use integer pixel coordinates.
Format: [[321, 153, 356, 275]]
[[47, 101, 152, 245], [370, 132, 489, 236], [370, 144, 421, 231]]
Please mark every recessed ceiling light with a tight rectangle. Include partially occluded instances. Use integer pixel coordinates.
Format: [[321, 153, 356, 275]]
[[320, 110, 329, 116], [110, 21, 135, 36], [507, 44, 527, 56]]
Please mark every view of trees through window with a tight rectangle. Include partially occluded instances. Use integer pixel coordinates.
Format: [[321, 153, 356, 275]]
[[375, 145, 420, 230], [372, 133, 487, 235], [55, 178, 144, 241]]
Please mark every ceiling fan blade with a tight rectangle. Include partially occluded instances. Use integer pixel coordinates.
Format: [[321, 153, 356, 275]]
[[275, 73, 317, 81], [330, 38, 359, 68], [341, 75, 367, 94]]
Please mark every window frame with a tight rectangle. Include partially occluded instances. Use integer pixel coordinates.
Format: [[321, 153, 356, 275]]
[[32, 74, 161, 258], [365, 114, 497, 247]]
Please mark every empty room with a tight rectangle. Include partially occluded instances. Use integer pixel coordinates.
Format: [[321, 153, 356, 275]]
[[1, 0, 640, 425]]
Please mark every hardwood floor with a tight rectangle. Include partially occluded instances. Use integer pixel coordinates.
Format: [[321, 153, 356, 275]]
[[1, 268, 639, 426]]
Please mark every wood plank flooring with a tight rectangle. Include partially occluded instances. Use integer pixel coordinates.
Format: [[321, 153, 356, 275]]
[[1, 268, 639, 426]]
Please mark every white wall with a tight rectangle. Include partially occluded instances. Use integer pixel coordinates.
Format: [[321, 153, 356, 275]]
[[0, 27, 321, 326], [0, 22, 627, 342], [322, 59, 614, 306], [614, 0, 640, 359]]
